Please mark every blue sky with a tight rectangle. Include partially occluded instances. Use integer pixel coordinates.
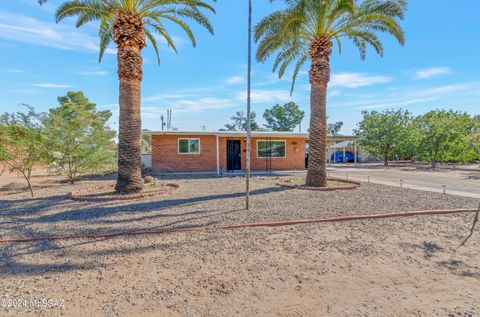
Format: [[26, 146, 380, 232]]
[[0, 0, 479, 134]]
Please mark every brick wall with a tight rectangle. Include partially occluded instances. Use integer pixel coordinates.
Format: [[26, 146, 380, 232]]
[[151, 134, 306, 173], [218, 137, 306, 172], [151, 135, 218, 173]]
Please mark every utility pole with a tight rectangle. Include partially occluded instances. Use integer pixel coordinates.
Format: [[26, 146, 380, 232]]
[[167, 109, 172, 130], [245, 0, 252, 210], [160, 115, 165, 131]]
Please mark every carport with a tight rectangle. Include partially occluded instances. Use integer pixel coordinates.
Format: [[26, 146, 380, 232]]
[[327, 139, 359, 164]]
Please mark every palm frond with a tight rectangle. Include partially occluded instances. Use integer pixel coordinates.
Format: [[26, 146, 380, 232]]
[[256, 0, 406, 92], [56, 0, 216, 64]]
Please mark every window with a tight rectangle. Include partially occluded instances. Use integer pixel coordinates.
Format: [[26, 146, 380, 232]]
[[178, 138, 200, 154], [257, 140, 286, 158]]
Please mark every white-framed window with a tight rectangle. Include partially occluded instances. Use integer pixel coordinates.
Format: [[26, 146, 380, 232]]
[[178, 138, 200, 154], [257, 140, 286, 158]]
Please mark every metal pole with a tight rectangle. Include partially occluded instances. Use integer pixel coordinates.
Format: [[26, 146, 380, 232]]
[[245, 0, 252, 210], [354, 140, 357, 166], [328, 145, 331, 164]]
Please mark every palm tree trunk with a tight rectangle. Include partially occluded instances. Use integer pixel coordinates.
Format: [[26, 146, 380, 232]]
[[115, 76, 143, 192], [113, 13, 146, 193], [305, 38, 332, 187], [306, 83, 328, 187]]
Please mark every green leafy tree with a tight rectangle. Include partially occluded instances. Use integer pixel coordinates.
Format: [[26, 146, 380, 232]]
[[55, 0, 215, 193], [412, 110, 476, 168], [0, 106, 47, 196], [0, 126, 7, 169], [255, 0, 406, 186], [43, 92, 116, 184], [222, 111, 260, 131], [263, 102, 305, 131], [469, 133, 480, 157], [327, 116, 343, 135], [356, 109, 412, 166], [468, 117, 480, 156], [141, 129, 152, 154]]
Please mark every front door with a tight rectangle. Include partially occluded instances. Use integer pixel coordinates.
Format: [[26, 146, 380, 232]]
[[226, 140, 241, 171]]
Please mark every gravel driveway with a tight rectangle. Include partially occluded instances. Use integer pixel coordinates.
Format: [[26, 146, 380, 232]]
[[328, 164, 480, 197]]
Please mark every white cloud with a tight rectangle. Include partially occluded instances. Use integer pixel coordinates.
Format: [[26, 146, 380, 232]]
[[144, 91, 203, 102], [329, 90, 341, 97], [420, 82, 474, 95], [144, 97, 235, 113], [357, 97, 437, 110], [4, 69, 24, 73], [236, 89, 291, 103], [0, 10, 116, 55], [77, 71, 109, 76], [32, 83, 73, 88], [414, 67, 452, 79], [331, 82, 480, 110], [330, 72, 392, 88], [226, 75, 245, 85]]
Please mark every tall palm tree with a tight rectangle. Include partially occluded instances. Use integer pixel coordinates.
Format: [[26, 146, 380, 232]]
[[55, 0, 215, 193], [255, 0, 406, 187]]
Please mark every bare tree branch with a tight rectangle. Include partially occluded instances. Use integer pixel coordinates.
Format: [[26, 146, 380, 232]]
[[0, 163, 6, 177], [456, 202, 480, 252]]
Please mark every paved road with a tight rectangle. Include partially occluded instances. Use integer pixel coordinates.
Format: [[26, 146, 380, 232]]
[[327, 165, 480, 199]]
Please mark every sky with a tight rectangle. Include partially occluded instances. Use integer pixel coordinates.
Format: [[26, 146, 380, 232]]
[[0, 0, 479, 134]]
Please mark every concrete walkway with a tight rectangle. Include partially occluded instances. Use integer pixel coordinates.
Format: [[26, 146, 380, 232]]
[[327, 166, 480, 199]]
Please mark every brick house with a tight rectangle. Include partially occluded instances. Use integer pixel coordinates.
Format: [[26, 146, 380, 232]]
[[145, 131, 360, 174]]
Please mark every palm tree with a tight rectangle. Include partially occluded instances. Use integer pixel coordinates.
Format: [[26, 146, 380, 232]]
[[55, 0, 215, 193], [255, 0, 406, 187]]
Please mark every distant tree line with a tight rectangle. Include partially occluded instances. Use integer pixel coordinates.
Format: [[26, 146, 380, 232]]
[[355, 109, 480, 168], [221, 102, 344, 135], [0, 91, 116, 196]]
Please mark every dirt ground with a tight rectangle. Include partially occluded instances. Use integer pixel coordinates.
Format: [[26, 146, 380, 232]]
[[0, 174, 479, 316]]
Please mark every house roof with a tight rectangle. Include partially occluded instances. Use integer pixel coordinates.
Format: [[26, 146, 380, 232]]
[[144, 131, 360, 141]]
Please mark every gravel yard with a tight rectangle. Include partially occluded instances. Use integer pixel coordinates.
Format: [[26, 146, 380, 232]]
[[0, 175, 479, 316]]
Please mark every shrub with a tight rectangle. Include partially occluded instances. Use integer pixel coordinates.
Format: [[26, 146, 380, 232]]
[[144, 176, 154, 184]]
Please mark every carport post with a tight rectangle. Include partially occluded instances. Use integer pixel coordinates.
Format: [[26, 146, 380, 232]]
[[354, 140, 357, 165], [343, 147, 346, 164]]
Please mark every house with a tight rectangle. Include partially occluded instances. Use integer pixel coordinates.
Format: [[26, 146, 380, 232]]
[[143, 131, 361, 174]]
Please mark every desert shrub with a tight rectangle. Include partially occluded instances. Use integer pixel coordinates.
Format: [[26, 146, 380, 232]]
[[144, 176, 154, 184]]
